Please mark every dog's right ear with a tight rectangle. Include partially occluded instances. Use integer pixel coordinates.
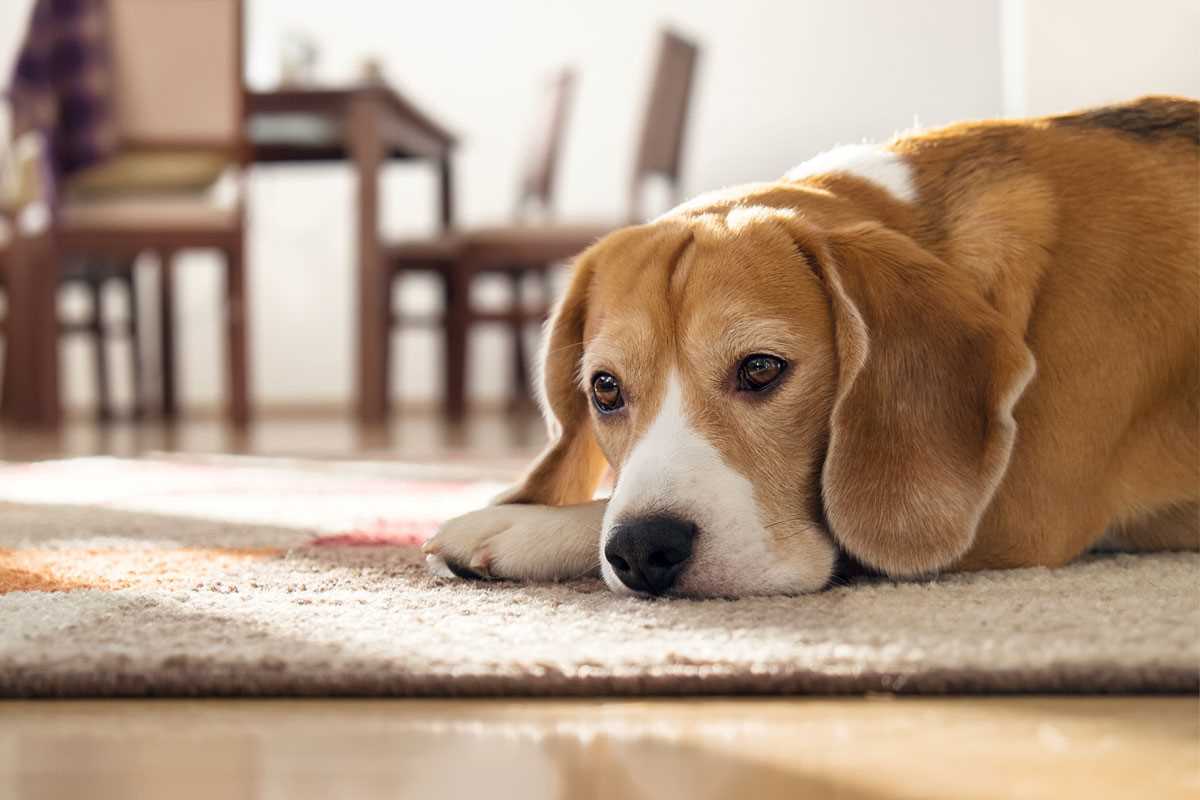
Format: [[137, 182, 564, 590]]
[[495, 253, 608, 506]]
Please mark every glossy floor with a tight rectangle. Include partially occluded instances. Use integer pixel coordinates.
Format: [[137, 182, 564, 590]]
[[0, 410, 547, 463], [3, 698, 1196, 800]]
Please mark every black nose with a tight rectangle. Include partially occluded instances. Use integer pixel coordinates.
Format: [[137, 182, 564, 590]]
[[604, 516, 696, 595]]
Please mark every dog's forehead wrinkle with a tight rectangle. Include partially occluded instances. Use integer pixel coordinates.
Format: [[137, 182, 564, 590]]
[[681, 315, 804, 358]]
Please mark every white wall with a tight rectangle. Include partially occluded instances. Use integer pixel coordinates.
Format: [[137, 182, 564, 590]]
[[0, 1, 34, 81], [1003, 0, 1200, 117], [73, 0, 1012, 411]]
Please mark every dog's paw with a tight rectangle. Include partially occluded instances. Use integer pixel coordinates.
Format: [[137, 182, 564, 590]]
[[422, 502, 605, 583], [422, 506, 522, 580]]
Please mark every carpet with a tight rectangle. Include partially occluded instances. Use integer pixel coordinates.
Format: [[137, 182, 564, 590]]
[[1, 457, 1196, 697]]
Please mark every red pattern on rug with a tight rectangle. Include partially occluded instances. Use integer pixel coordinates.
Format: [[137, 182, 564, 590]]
[[0, 457, 506, 594], [310, 520, 434, 548]]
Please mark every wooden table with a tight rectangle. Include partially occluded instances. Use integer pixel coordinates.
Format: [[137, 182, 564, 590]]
[[246, 86, 458, 425], [0, 86, 451, 430]]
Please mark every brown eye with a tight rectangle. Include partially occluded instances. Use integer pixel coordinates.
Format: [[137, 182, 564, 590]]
[[591, 372, 625, 413], [737, 354, 787, 392]]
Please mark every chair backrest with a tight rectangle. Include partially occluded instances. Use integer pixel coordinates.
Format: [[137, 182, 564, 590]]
[[106, 0, 243, 154], [628, 30, 700, 222], [514, 68, 575, 221]]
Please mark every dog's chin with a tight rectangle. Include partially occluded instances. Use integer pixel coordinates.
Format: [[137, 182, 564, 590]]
[[601, 523, 839, 599], [683, 526, 837, 598]]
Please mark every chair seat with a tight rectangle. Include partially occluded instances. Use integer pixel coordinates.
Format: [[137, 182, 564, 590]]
[[66, 150, 233, 199], [59, 178, 239, 234], [387, 222, 614, 269], [62, 196, 237, 232]]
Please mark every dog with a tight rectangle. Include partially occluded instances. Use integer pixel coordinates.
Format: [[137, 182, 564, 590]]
[[424, 95, 1199, 598]]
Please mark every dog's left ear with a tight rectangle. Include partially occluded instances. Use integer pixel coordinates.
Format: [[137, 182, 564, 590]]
[[493, 252, 608, 507], [804, 222, 1036, 576]]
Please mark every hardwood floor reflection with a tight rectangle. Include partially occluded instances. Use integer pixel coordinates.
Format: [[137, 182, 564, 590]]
[[0, 410, 547, 463], [2, 698, 1195, 800]]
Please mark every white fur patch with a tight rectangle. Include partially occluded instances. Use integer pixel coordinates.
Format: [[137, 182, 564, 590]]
[[427, 502, 605, 582], [785, 144, 917, 204], [600, 373, 834, 596]]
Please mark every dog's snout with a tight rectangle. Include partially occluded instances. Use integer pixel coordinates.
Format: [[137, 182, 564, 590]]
[[604, 516, 696, 595]]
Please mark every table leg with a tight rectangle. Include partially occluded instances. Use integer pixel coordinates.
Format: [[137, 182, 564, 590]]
[[349, 93, 390, 426], [157, 250, 179, 419], [438, 157, 455, 230], [121, 263, 146, 419], [2, 233, 61, 428], [224, 237, 250, 427], [443, 266, 469, 424], [87, 273, 112, 422], [508, 270, 531, 412]]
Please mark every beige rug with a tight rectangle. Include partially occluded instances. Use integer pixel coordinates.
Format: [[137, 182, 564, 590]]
[[1, 457, 1196, 697]]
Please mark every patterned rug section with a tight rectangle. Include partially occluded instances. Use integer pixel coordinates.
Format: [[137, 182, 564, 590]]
[[0, 457, 1196, 697]]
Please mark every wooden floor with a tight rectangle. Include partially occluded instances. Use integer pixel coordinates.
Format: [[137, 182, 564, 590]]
[[1, 413, 1196, 800], [2, 698, 1195, 800], [0, 410, 548, 463]]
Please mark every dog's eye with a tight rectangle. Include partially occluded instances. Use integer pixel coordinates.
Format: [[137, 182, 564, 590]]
[[737, 354, 787, 392], [591, 372, 625, 413]]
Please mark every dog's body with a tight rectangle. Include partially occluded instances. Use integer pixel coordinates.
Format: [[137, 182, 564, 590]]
[[427, 96, 1199, 597]]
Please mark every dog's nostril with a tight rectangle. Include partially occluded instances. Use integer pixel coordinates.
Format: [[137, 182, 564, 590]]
[[604, 515, 696, 595]]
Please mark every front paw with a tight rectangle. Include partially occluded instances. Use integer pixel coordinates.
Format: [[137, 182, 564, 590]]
[[423, 506, 518, 580], [423, 503, 604, 583]]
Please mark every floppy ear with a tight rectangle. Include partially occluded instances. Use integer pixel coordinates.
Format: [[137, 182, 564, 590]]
[[808, 223, 1036, 576], [494, 254, 608, 506]]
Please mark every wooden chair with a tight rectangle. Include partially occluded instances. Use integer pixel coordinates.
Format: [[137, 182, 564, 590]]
[[388, 68, 578, 419], [384, 30, 700, 423], [52, 0, 249, 425], [0, 0, 143, 422], [0, 268, 143, 422], [58, 258, 144, 421], [1, 206, 144, 424], [0, 132, 58, 425]]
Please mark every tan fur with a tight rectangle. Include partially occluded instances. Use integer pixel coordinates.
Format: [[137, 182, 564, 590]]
[[435, 96, 1199, 589]]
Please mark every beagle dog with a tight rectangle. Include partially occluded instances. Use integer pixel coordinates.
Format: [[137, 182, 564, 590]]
[[425, 95, 1199, 598]]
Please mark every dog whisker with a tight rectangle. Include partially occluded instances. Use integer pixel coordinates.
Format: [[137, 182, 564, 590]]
[[568, 559, 603, 580]]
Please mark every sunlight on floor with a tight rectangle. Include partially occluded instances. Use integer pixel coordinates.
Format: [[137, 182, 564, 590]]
[[2, 698, 1195, 800]]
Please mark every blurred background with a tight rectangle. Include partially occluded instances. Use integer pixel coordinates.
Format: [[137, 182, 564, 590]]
[[0, 0, 1197, 458]]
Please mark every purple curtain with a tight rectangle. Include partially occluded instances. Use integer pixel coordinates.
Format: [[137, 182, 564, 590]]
[[9, 0, 117, 178]]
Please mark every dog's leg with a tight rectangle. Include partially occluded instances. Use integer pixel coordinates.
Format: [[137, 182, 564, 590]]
[[1097, 502, 1199, 552], [423, 500, 608, 582]]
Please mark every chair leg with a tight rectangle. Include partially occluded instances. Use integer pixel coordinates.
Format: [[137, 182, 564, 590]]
[[224, 240, 250, 427], [380, 269, 393, 420], [89, 275, 113, 423], [157, 250, 178, 419], [121, 265, 145, 419], [508, 270, 531, 412], [1, 232, 62, 427], [443, 269, 470, 424], [540, 266, 557, 311]]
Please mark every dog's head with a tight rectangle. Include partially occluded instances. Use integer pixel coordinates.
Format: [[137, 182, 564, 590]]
[[502, 185, 1034, 597]]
